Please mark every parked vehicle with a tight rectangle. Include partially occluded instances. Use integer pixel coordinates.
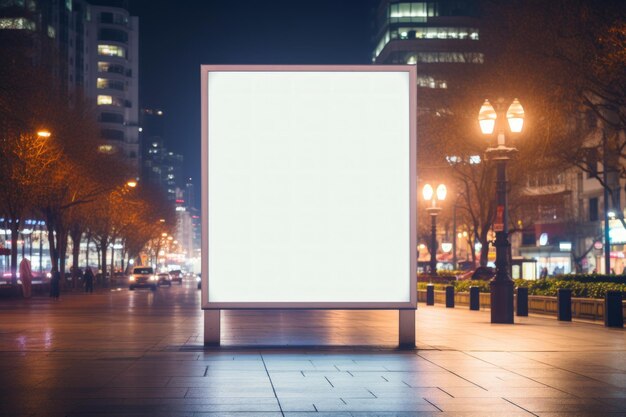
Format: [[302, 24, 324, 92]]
[[157, 272, 172, 287], [129, 267, 157, 291], [110, 272, 128, 286], [169, 269, 182, 285]]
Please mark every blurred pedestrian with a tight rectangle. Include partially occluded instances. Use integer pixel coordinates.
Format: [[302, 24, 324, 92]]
[[49, 268, 60, 300], [19, 258, 33, 298], [540, 267, 548, 279], [84, 266, 94, 293]]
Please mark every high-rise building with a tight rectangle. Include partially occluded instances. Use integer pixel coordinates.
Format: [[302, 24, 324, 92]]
[[372, 0, 481, 113], [0, 0, 140, 171], [84, 2, 139, 168]]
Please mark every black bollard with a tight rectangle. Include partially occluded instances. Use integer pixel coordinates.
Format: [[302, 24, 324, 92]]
[[516, 287, 529, 317], [557, 288, 572, 321], [426, 284, 434, 306], [605, 291, 624, 328], [445, 285, 454, 308], [469, 286, 480, 311]]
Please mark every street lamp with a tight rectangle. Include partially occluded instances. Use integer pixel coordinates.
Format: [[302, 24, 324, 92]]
[[37, 129, 51, 138], [478, 98, 525, 324], [423, 183, 447, 276]]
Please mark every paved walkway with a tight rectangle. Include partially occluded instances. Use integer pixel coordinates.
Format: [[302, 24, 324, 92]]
[[0, 281, 624, 416]]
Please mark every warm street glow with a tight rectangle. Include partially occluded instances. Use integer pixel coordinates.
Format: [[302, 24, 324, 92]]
[[37, 129, 51, 138], [478, 99, 496, 134], [126, 180, 137, 188], [436, 184, 447, 201], [422, 183, 434, 201], [506, 98, 525, 132]]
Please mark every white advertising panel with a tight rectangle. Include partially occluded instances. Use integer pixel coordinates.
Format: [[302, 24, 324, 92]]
[[201, 65, 416, 309]]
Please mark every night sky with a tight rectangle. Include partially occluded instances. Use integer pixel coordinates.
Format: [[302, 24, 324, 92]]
[[128, 0, 378, 196]]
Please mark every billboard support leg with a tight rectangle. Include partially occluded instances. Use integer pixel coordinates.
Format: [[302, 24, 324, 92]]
[[204, 310, 220, 346], [398, 309, 415, 348]]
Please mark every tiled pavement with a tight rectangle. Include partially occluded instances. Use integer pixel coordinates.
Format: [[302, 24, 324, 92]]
[[0, 281, 624, 416]]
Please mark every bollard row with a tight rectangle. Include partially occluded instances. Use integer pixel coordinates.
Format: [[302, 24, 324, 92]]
[[423, 285, 623, 328]]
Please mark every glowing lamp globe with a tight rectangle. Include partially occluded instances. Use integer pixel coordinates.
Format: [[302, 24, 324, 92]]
[[478, 99, 497, 134], [506, 98, 525, 133]]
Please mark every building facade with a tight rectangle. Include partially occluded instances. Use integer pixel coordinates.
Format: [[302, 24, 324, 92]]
[[372, 0, 481, 113], [0, 0, 140, 171]]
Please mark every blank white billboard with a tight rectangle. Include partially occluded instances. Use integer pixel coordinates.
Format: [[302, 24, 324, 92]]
[[201, 65, 416, 309]]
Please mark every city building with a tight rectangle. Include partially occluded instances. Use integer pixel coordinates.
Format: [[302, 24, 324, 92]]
[[84, 1, 140, 168], [140, 108, 188, 202], [0, 0, 140, 171], [372, 0, 481, 113]]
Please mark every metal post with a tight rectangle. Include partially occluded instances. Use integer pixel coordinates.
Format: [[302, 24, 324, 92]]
[[445, 285, 455, 308], [399, 309, 416, 348], [603, 133, 611, 274], [39, 224, 43, 273], [204, 310, 221, 346], [490, 153, 514, 324], [426, 284, 434, 305], [429, 214, 438, 276], [452, 203, 457, 270], [469, 286, 480, 310], [605, 291, 624, 328], [557, 288, 572, 321]]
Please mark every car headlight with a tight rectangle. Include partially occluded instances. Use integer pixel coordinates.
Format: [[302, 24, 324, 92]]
[[129, 275, 135, 282], [150, 275, 157, 281]]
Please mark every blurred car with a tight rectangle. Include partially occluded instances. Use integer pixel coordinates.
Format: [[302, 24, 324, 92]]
[[110, 272, 128, 286], [129, 267, 157, 291], [169, 269, 182, 285], [457, 266, 495, 281], [157, 272, 172, 287]]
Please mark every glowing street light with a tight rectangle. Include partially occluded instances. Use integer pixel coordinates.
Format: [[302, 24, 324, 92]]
[[478, 98, 525, 324], [423, 183, 446, 276], [37, 129, 51, 138]]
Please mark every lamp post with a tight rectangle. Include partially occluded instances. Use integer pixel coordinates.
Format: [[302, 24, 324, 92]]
[[423, 183, 447, 276], [478, 98, 525, 324]]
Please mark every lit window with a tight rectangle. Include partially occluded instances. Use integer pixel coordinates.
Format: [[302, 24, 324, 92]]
[[97, 62, 126, 75], [97, 95, 112, 105], [411, 52, 484, 64], [98, 44, 125, 58], [98, 145, 114, 153], [0, 18, 35, 30], [446, 156, 461, 164], [47, 25, 55, 38], [97, 78, 125, 91], [373, 27, 480, 60], [469, 155, 481, 164], [417, 75, 448, 89]]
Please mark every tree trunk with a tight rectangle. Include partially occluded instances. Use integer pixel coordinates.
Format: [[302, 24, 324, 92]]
[[56, 225, 68, 289], [478, 227, 491, 267], [110, 237, 115, 278], [9, 219, 19, 284], [70, 227, 82, 289], [85, 234, 91, 269], [46, 222, 57, 272], [99, 236, 109, 286]]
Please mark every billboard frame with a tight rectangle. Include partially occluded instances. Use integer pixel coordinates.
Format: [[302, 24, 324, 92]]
[[200, 65, 417, 313]]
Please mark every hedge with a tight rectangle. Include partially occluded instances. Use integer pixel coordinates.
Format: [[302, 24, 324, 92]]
[[417, 278, 626, 298]]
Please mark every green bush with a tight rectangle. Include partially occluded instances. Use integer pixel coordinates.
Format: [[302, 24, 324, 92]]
[[417, 277, 626, 298], [551, 274, 626, 284]]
